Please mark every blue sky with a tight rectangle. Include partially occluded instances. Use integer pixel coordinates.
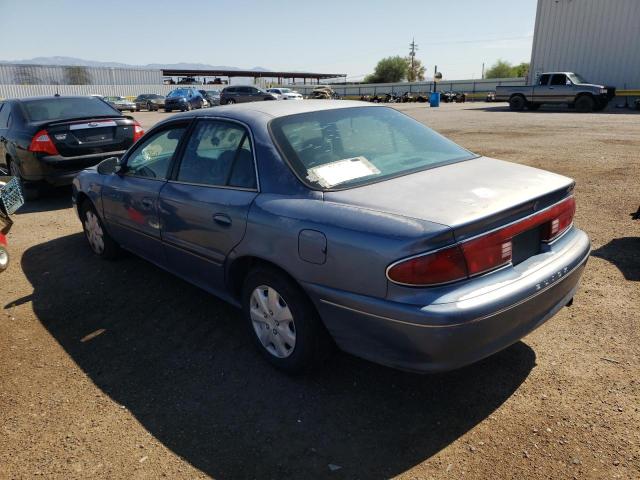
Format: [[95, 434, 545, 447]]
[[0, 0, 537, 80]]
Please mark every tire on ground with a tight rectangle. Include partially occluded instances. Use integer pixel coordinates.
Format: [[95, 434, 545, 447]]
[[79, 200, 121, 260], [509, 95, 526, 111]]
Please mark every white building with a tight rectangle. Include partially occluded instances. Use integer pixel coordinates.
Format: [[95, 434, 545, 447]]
[[530, 0, 640, 89]]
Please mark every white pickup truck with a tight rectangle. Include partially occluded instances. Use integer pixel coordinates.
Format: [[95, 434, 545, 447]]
[[495, 72, 615, 112]]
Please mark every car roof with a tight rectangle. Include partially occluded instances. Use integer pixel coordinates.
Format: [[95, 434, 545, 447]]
[[174, 100, 378, 120], [9, 95, 103, 103]]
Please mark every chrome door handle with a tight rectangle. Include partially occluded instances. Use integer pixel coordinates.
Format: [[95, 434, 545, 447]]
[[213, 213, 232, 226]]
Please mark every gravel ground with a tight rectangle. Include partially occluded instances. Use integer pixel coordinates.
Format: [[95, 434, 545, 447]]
[[0, 102, 638, 479]]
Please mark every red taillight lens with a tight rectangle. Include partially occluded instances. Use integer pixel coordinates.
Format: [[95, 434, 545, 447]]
[[133, 121, 145, 142], [386, 245, 468, 286], [388, 196, 576, 286], [28, 129, 59, 155], [541, 196, 575, 241]]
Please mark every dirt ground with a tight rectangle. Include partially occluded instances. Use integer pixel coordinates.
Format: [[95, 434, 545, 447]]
[[0, 102, 638, 480]]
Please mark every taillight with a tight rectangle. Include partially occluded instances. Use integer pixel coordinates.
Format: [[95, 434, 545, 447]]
[[386, 245, 468, 286], [388, 196, 576, 286], [133, 121, 145, 142], [28, 129, 59, 155]]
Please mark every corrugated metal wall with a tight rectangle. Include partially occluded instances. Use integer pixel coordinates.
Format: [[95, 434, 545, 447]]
[[530, 0, 640, 88], [0, 78, 525, 100], [0, 64, 161, 85]]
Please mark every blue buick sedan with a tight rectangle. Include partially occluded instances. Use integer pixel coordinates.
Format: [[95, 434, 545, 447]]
[[72, 101, 590, 373]]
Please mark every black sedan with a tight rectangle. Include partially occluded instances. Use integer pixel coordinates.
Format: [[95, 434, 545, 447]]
[[0, 96, 144, 199], [134, 94, 165, 111]]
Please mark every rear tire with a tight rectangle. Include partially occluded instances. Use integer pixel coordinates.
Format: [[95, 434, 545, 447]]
[[226, 99, 235, 105], [242, 266, 332, 374], [509, 95, 526, 111], [80, 201, 121, 260], [9, 159, 39, 201], [575, 95, 594, 113]]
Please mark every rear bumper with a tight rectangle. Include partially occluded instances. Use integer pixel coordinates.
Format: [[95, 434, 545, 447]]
[[21, 151, 127, 185], [305, 227, 590, 373]]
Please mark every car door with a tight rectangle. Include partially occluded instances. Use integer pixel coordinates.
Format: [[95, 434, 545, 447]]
[[101, 121, 190, 266], [532, 74, 551, 103], [158, 118, 258, 294], [548, 74, 573, 103]]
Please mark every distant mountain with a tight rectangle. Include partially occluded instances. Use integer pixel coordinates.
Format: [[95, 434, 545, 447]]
[[0, 56, 272, 72]]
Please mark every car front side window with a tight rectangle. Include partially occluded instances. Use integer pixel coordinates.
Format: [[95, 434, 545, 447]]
[[125, 126, 186, 179], [176, 121, 256, 189]]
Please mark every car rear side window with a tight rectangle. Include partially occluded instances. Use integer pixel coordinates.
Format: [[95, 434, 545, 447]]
[[125, 126, 186, 180], [538, 74, 550, 86], [176, 120, 256, 189], [0, 104, 9, 128], [20, 97, 118, 122]]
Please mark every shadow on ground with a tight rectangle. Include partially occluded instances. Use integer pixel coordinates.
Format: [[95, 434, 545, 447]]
[[15, 186, 72, 215], [592, 237, 640, 282], [18, 233, 536, 479]]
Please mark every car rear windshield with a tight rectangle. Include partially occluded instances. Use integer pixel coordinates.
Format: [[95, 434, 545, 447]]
[[270, 106, 477, 190], [167, 89, 190, 98], [21, 97, 119, 122]]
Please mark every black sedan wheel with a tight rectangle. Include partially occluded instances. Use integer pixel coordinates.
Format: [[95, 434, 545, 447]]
[[242, 266, 331, 373], [9, 160, 39, 201]]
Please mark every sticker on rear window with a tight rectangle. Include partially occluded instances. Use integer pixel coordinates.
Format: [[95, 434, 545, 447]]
[[307, 157, 380, 188]]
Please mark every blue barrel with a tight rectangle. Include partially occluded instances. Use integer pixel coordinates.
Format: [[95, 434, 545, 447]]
[[429, 92, 440, 107]]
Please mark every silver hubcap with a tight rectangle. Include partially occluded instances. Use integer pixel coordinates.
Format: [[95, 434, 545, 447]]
[[84, 211, 105, 254], [250, 285, 296, 358], [0, 247, 8, 268]]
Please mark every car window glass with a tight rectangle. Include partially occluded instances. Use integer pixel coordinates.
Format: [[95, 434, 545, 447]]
[[126, 126, 186, 179], [550, 74, 567, 86], [177, 121, 256, 189], [538, 74, 550, 86], [0, 104, 9, 128]]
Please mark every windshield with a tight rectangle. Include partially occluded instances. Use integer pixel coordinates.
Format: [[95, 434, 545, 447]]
[[167, 89, 190, 98], [568, 73, 589, 84], [149, 94, 164, 99], [21, 97, 119, 122], [270, 106, 477, 190], [280, 88, 292, 93]]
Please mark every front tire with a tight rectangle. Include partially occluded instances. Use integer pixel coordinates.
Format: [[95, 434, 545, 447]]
[[80, 201, 121, 259], [242, 267, 331, 373], [575, 95, 594, 113]]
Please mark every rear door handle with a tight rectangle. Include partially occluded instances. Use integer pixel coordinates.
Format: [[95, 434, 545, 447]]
[[213, 213, 232, 226]]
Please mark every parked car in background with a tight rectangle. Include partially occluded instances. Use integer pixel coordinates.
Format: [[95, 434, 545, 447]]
[[495, 72, 615, 112], [486, 91, 496, 102], [199, 89, 221, 107], [134, 94, 165, 111], [103, 96, 136, 112], [267, 88, 303, 100], [0, 96, 143, 199], [72, 101, 589, 374], [220, 86, 277, 105], [164, 88, 204, 112]]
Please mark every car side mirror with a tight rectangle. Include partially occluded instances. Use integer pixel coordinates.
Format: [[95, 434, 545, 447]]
[[97, 156, 122, 175]]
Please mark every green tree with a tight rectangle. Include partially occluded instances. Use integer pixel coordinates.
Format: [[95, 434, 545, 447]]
[[513, 62, 530, 78], [485, 59, 515, 79], [364, 56, 407, 83], [406, 57, 426, 82]]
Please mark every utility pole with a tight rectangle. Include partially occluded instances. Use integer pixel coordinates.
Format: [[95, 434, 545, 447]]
[[481, 62, 485, 79], [409, 38, 418, 80]]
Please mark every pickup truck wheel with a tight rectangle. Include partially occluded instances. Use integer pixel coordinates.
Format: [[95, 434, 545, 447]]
[[242, 266, 332, 373], [575, 95, 594, 113], [527, 103, 541, 111], [509, 95, 526, 111]]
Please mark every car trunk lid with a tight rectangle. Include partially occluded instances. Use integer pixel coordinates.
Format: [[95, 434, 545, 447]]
[[324, 156, 575, 242], [37, 116, 135, 157]]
